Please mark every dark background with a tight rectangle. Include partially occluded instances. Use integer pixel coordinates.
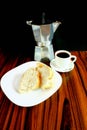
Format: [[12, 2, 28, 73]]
[[1, 1, 87, 56]]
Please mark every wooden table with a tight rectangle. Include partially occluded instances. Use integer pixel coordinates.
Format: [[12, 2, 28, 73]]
[[0, 48, 87, 130]]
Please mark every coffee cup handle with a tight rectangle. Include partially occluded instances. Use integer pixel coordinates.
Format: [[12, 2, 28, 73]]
[[70, 55, 77, 63]]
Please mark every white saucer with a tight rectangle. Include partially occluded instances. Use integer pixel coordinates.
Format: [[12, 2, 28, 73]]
[[50, 59, 74, 72]]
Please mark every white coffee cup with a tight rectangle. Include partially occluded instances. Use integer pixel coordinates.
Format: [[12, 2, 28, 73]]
[[55, 50, 77, 69]]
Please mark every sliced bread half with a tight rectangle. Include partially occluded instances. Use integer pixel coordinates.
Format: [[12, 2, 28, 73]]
[[36, 62, 54, 89], [18, 67, 41, 93]]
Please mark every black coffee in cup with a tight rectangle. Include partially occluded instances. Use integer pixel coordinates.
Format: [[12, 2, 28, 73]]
[[57, 52, 69, 58]]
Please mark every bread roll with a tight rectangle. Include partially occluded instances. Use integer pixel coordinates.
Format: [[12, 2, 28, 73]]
[[18, 62, 54, 94]]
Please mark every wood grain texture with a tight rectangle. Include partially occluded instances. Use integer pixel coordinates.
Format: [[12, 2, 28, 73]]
[[0, 49, 87, 130]]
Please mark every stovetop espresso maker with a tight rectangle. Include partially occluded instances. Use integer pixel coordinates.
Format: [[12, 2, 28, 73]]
[[26, 13, 61, 63]]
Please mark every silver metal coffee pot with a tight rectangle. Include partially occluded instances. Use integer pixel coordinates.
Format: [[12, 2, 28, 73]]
[[26, 20, 61, 62]]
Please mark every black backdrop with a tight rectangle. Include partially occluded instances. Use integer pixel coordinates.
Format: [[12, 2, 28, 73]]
[[1, 1, 87, 56]]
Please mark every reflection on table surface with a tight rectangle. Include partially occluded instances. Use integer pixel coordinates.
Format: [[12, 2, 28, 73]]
[[0, 48, 87, 130]]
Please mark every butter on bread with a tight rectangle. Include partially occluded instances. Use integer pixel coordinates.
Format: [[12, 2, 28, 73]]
[[18, 62, 54, 93]]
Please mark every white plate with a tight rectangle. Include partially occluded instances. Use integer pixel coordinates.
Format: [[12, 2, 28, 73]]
[[50, 59, 74, 72], [0, 61, 62, 107]]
